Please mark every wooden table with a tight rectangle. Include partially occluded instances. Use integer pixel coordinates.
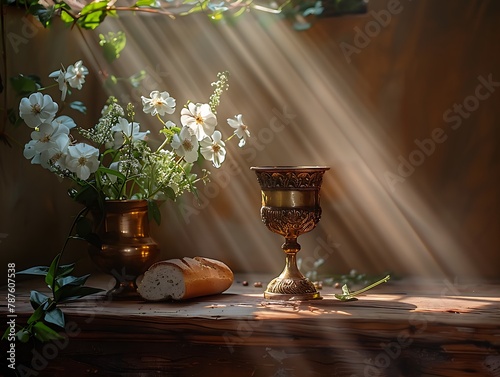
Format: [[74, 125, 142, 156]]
[[2, 275, 499, 377]]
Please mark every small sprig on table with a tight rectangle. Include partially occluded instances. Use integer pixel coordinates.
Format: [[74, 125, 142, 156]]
[[334, 274, 391, 301]]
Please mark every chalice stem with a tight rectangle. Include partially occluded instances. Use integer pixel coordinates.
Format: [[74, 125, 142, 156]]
[[281, 238, 304, 280], [263, 236, 320, 300]]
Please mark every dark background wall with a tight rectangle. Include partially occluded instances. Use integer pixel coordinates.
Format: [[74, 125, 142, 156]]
[[1, 0, 498, 280]]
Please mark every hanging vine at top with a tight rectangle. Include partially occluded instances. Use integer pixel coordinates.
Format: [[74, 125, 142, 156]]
[[6, 0, 368, 31]]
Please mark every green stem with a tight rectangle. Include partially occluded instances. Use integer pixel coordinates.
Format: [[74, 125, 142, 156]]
[[348, 275, 391, 297], [36, 83, 59, 92], [50, 206, 89, 297], [156, 136, 170, 152]]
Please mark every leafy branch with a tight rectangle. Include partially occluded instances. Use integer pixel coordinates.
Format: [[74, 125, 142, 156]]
[[2, 255, 104, 343], [1, 209, 104, 343]]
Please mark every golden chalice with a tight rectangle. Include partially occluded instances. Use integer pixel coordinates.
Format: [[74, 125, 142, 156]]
[[251, 166, 329, 300]]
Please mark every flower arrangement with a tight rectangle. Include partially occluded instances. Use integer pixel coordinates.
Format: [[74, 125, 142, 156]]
[[2, 61, 250, 344], [18, 60, 250, 222]]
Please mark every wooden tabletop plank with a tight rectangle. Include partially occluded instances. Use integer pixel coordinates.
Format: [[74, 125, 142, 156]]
[[2, 275, 499, 376]]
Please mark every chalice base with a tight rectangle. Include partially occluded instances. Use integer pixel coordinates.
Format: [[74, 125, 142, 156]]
[[264, 276, 322, 301]]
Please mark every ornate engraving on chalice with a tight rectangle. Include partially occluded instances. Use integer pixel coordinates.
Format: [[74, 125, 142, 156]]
[[251, 166, 329, 300]]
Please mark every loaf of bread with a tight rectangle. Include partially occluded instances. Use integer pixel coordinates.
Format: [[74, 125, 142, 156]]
[[137, 257, 234, 301]]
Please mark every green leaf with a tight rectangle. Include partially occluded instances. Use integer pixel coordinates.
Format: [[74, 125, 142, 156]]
[[29, 3, 56, 27], [341, 284, 350, 296], [29, 254, 76, 289], [99, 166, 126, 182], [7, 107, 24, 127], [27, 306, 46, 325], [17, 330, 31, 343], [77, 1, 114, 29], [30, 290, 49, 310], [45, 253, 61, 288], [33, 321, 64, 342], [134, 0, 157, 6], [10, 74, 40, 95], [181, 2, 206, 16], [4, 325, 28, 343], [99, 31, 126, 63], [70, 184, 100, 208], [17, 265, 49, 276], [148, 200, 161, 225], [57, 274, 91, 288], [129, 70, 146, 88], [57, 263, 76, 278], [70, 101, 87, 114], [60, 9, 75, 25], [19, 262, 75, 278], [55, 285, 104, 302], [44, 308, 65, 328], [75, 216, 93, 239]]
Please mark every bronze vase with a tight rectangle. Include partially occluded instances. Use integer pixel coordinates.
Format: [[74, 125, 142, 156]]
[[251, 166, 329, 300], [88, 200, 160, 298]]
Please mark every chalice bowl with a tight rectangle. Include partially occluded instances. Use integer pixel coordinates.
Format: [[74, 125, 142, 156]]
[[251, 166, 330, 300]]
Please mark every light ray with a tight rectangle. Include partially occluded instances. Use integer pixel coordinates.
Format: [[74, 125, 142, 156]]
[[89, 11, 479, 279]]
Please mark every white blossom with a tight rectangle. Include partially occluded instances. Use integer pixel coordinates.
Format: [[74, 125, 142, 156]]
[[111, 117, 149, 148], [65, 60, 88, 90], [200, 130, 226, 168], [39, 134, 71, 170], [29, 121, 70, 154], [53, 115, 76, 130], [227, 114, 250, 147], [181, 102, 217, 141], [19, 93, 58, 128], [49, 69, 68, 101], [23, 139, 41, 164], [141, 91, 176, 116], [66, 143, 100, 180], [171, 126, 199, 163]]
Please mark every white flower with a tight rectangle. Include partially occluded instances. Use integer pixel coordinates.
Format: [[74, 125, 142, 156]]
[[200, 130, 226, 168], [65, 60, 88, 90], [27, 120, 71, 169], [171, 126, 199, 163], [141, 91, 176, 116], [39, 133, 71, 170], [49, 69, 68, 101], [53, 115, 76, 130], [66, 143, 100, 180], [181, 102, 217, 141], [111, 117, 149, 148], [164, 120, 176, 129], [107, 161, 122, 184], [19, 93, 58, 128], [23, 139, 41, 164], [30, 121, 70, 154], [227, 114, 250, 147]]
